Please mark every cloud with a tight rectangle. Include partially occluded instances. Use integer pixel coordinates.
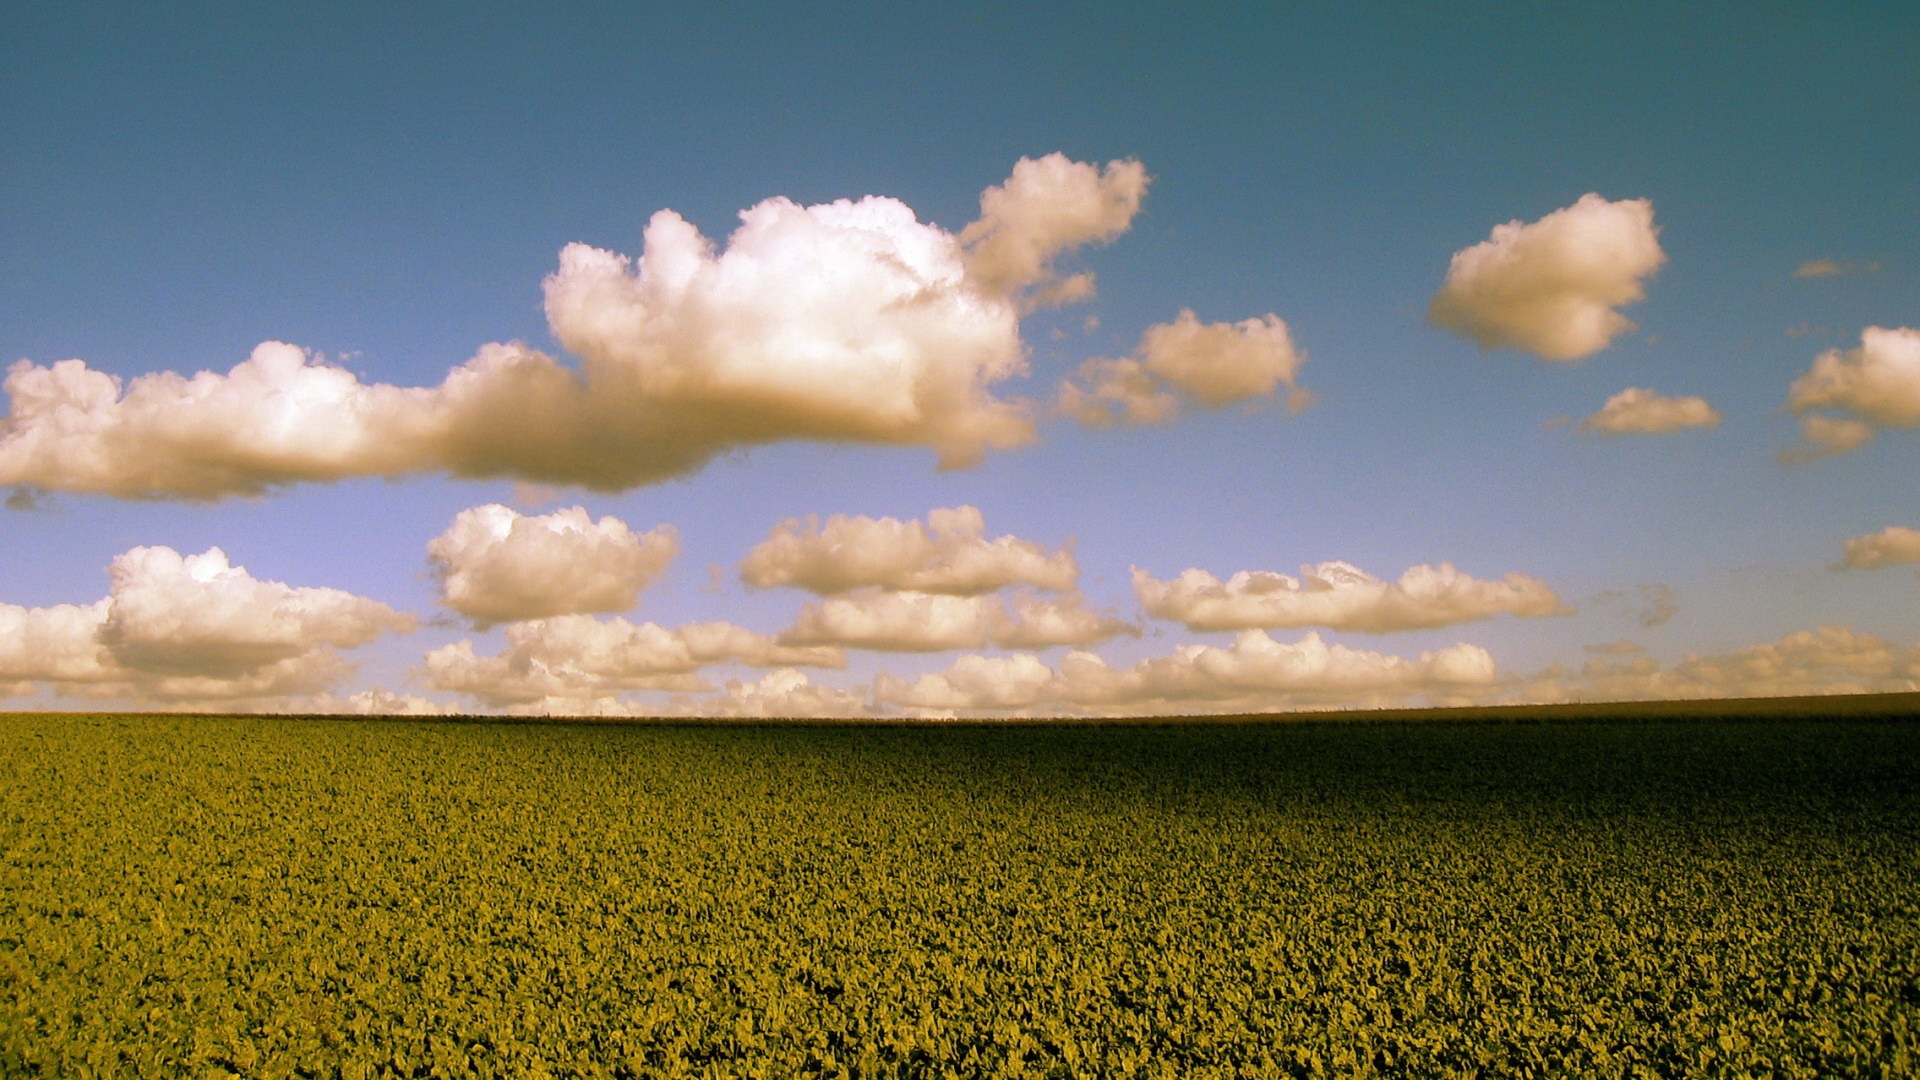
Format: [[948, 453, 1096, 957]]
[[876, 630, 1499, 714], [0, 600, 114, 686], [1586, 583, 1682, 630], [1583, 640, 1645, 655], [995, 593, 1140, 649], [0, 546, 414, 705], [1634, 584, 1678, 628], [1056, 359, 1178, 427], [1428, 194, 1666, 361], [1057, 310, 1309, 428], [1548, 626, 1920, 702], [1133, 561, 1566, 634], [0, 156, 1155, 501], [1838, 525, 1920, 570], [1778, 416, 1876, 464], [421, 615, 843, 706], [428, 504, 678, 625], [1784, 327, 1920, 460], [5, 486, 48, 511], [1794, 258, 1881, 279], [957, 153, 1149, 306], [740, 505, 1076, 595], [302, 689, 461, 716], [779, 591, 1004, 652], [475, 667, 872, 719], [1577, 388, 1721, 435], [776, 589, 1134, 652], [675, 669, 870, 719], [873, 653, 1060, 712]]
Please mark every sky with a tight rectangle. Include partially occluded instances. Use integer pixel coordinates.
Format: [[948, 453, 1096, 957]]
[[3, 2, 1918, 717]]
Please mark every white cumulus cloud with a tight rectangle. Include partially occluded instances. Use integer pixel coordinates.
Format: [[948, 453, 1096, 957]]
[[995, 593, 1139, 649], [421, 616, 843, 707], [1057, 309, 1308, 428], [777, 591, 1004, 652], [1577, 388, 1721, 435], [1428, 194, 1666, 361], [1784, 327, 1920, 461], [957, 153, 1149, 306], [0, 546, 414, 706], [778, 589, 1133, 652], [740, 505, 1076, 595], [1133, 561, 1566, 634], [0, 156, 1152, 501], [428, 504, 678, 625], [1838, 525, 1920, 570]]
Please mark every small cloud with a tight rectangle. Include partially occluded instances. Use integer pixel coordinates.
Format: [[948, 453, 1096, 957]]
[[1583, 640, 1645, 655], [1794, 258, 1881, 280], [1781, 328, 1920, 463], [4, 486, 48, 511], [1592, 583, 1678, 628], [1785, 323, 1825, 338], [742, 506, 1077, 596], [511, 482, 562, 510], [1577, 388, 1721, 436], [1057, 310, 1308, 429], [1428, 194, 1666, 361], [1779, 416, 1877, 465], [1636, 584, 1677, 628], [1837, 525, 1920, 570]]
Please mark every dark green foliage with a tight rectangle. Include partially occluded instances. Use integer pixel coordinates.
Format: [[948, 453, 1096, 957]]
[[1, 714, 1916, 1078]]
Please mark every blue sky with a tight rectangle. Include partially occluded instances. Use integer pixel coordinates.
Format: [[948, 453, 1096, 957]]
[[3, 3, 1917, 715]]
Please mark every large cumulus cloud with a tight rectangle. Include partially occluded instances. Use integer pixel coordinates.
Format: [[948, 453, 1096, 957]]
[[1057, 310, 1308, 428], [0, 546, 414, 705], [428, 504, 678, 625], [0, 156, 1148, 501], [739, 505, 1076, 595], [1428, 194, 1665, 361], [1132, 561, 1566, 634], [1783, 327, 1920, 461]]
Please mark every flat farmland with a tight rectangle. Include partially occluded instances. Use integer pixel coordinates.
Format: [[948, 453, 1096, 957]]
[[1, 709, 1917, 1078]]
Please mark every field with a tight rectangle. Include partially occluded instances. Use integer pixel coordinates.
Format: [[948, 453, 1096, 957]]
[[2, 708, 1917, 1078]]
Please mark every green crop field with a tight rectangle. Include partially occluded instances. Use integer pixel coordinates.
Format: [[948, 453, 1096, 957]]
[[2, 711, 1917, 1079]]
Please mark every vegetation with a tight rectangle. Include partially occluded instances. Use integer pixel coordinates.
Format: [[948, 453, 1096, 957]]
[[2, 711, 1916, 1078]]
